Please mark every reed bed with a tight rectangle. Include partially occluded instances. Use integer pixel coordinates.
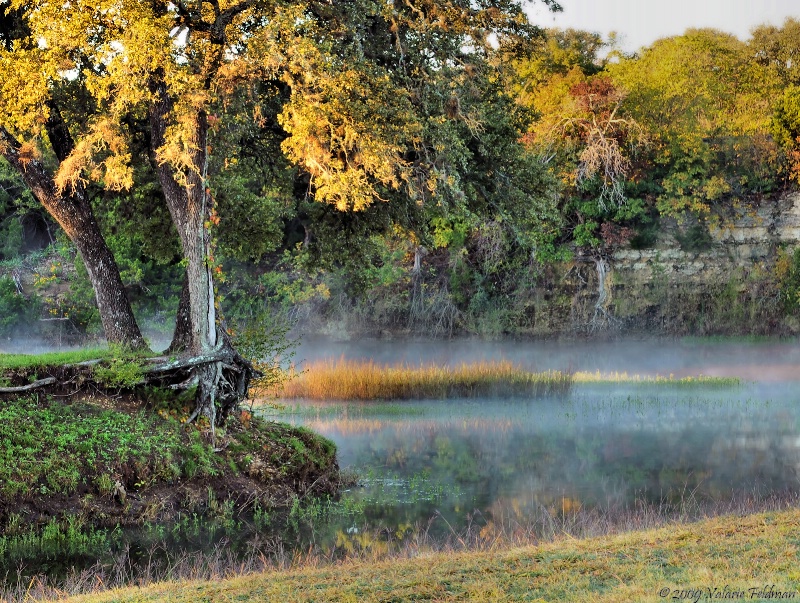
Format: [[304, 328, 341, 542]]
[[262, 360, 740, 401], [264, 359, 573, 400]]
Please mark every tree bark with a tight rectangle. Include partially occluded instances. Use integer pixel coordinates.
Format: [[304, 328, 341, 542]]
[[146, 2, 261, 427], [0, 126, 146, 349], [148, 73, 254, 433], [167, 272, 192, 354], [148, 76, 217, 355]]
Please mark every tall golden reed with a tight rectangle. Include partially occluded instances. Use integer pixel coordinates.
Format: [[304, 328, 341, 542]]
[[265, 358, 572, 400]]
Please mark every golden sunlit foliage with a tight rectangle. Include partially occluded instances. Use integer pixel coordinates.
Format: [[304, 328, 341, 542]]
[[608, 29, 780, 216], [0, 0, 558, 211], [509, 22, 799, 254]]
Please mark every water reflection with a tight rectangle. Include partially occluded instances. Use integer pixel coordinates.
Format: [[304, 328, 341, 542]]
[[266, 382, 800, 540], [9, 339, 800, 587]]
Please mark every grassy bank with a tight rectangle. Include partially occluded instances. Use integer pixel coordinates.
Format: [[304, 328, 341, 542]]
[[0, 348, 113, 371], [266, 359, 573, 400], [0, 394, 338, 533], [39, 508, 800, 602]]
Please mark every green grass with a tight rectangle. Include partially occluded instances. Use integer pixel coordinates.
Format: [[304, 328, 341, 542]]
[[0, 396, 207, 499], [0, 348, 112, 370], [572, 370, 741, 387], [53, 508, 800, 602], [0, 516, 115, 572], [0, 396, 338, 528], [0, 348, 159, 389]]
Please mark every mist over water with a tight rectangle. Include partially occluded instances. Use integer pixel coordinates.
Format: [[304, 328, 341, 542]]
[[270, 337, 800, 544], [295, 336, 800, 380], [0, 331, 173, 355], [6, 336, 800, 585]]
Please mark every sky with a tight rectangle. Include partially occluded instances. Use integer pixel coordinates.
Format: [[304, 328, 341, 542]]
[[526, 0, 800, 53]]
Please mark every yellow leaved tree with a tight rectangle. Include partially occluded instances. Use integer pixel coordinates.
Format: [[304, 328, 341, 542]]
[[0, 0, 560, 424]]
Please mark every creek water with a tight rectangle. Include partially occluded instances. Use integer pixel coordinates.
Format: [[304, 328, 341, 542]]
[[259, 337, 800, 549], [7, 337, 800, 583]]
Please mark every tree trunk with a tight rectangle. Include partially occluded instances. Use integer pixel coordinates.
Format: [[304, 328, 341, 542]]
[[72, 212, 147, 348], [148, 77, 216, 355], [167, 272, 192, 354], [148, 75, 253, 432], [0, 126, 146, 349]]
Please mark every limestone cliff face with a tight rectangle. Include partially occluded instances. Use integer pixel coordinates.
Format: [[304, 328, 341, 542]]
[[613, 191, 800, 287], [566, 191, 800, 336]]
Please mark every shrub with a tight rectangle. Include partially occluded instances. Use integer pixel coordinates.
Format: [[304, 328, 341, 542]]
[[675, 223, 713, 253]]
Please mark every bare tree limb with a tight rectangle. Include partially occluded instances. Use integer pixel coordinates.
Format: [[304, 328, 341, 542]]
[[0, 377, 57, 393]]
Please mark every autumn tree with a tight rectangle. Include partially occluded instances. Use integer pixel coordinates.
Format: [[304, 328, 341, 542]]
[[0, 2, 147, 347], [751, 18, 800, 183], [514, 31, 645, 249], [0, 0, 562, 423], [608, 28, 780, 218], [510, 27, 606, 108]]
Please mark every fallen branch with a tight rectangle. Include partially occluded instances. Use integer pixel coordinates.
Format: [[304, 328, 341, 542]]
[[0, 377, 57, 393]]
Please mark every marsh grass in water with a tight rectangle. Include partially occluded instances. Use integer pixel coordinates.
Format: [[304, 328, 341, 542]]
[[257, 401, 432, 421], [266, 359, 573, 400], [0, 517, 114, 569], [262, 360, 740, 402], [572, 370, 740, 387]]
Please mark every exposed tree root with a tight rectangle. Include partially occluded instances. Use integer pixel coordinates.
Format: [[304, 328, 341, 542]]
[[0, 377, 57, 393], [0, 343, 259, 435]]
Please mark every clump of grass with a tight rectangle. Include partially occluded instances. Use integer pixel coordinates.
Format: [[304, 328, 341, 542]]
[[267, 359, 572, 400], [572, 370, 740, 387]]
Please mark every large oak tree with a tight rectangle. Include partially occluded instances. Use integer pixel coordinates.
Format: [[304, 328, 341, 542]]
[[0, 0, 560, 422]]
